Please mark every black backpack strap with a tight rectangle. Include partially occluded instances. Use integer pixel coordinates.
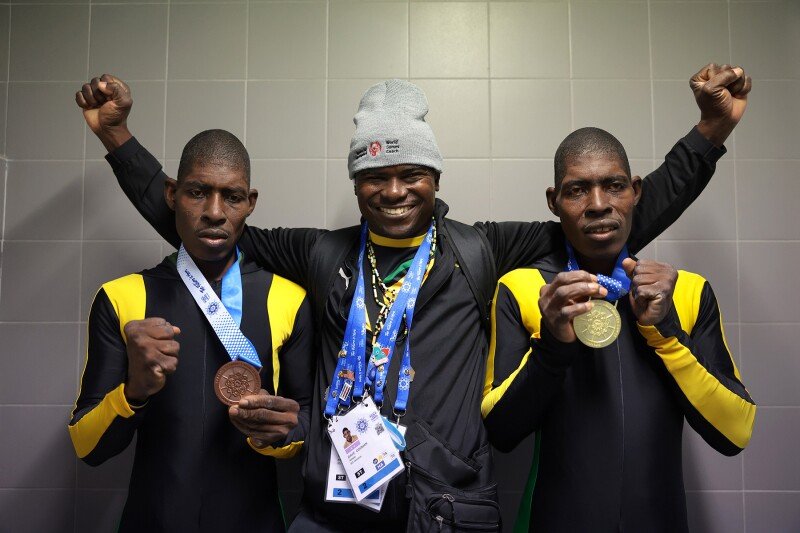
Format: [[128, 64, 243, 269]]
[[308, 226, 360, 326], [442, 219, 497, 332]]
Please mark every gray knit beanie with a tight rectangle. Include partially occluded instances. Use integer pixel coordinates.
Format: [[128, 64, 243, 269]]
[[348, 79, 443, 179]]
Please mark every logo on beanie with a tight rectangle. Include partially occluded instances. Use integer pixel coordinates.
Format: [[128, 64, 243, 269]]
[[369, 141, 382, 157]]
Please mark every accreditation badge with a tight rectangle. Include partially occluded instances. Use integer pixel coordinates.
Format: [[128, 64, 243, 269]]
[[327, 396, 405, 502]]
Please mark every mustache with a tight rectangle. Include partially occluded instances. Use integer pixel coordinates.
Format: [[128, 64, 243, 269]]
[[196, 228, 230, 239]]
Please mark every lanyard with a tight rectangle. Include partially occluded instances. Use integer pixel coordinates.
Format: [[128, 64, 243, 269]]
[[324, 222, 434, 418], [565, 242, 630, 302], [176, 245, 261, 369]]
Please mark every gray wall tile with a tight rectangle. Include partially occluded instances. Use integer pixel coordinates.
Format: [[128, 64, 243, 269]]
[[410, 2, 488, 78], [89, 5, 168, 82], [7, 82, 85, 160], [246, 80, 325, 158], [9, 5, 88, 81], [660, 160, 736, 241], [0, 324, 80, 405], [168, 4, 246, 80], [248, 2, 326, 79], [739, 243, 800, 323], [248, 160, 326, 229], [0, 83, 6, 154], [731, 1, 800, 80], [0, 241, 81, 322], [0, 406, 76, 488], [4, 161, 83, 240], [686, 491, 744, 533], [413, 79, 490, 158], [650, 2, 730, 80], [653, 80, 706, 160], [75, 489, 128, 533], [734, 80, 800, 159], [327, 79, 382, 158], [80, 241, 164, 319], [489, 2, 569, 78], [0, 489, 75, 533], [743, 408, 800, 490], [657, 241, 739, 323], [83, 160, 163, 241], [325, 159, 360, 230], [740, 325, 800, 407], [745, 492, 800, 533], [570, 2, 649, 79], [572, 80, 653, 159], [76, 442, 134, 489], [437, 159, 491, 223], [491, 80, 571, 158], [329, 2, 408, 78], [683, 427, 743, 491], [736, 160, 800, 241], [165, 81, 245, 159], [490, 159, 556, 223]]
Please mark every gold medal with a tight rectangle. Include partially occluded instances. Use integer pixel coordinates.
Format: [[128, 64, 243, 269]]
[[573, 299, 621, 348]]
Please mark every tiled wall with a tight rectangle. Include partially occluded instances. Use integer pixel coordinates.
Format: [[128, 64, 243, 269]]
[[0, 1, 797, 532]]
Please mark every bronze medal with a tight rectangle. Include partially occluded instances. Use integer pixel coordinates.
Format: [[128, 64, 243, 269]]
[[573, 299, 621, 349], [214, 360, 261, 406]]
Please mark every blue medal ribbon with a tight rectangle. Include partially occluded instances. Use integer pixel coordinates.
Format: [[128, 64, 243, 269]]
[[324, 221, 433, 418], [565, 242, 630, 302], [176, 245, 261, 369]]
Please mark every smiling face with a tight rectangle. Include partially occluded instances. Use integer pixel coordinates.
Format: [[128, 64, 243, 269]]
[[165, 163, 257, 272], [353, 164, 439, 239], [547, 153, 641, 273]]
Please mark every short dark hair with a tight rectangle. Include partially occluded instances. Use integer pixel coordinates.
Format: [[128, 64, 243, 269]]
[[554, 127, 630, 190], [177, 129, 251, 184]]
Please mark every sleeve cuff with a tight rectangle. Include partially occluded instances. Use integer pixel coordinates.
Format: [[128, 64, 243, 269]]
[[109, 383, 138, 418], [105, 136, 143, 169], [637, 306, 683, 345], [532, 326, 582, 370], [247, 437, 303, 459], [684, 126, 727, 163]]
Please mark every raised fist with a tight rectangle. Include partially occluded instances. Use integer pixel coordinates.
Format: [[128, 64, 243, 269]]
[[123, 317, 181, 403], [622, 258, 678, 326], [75, 74, 133, 152], [691, 63, 752, 146]]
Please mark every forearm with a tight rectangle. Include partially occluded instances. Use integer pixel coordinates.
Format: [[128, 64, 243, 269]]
[[476, 220, 563, 276], [482, 328, 579, 452], [639, 309, 756, 455], [106, 137, 181, 247], [628, 127, 726, 253]]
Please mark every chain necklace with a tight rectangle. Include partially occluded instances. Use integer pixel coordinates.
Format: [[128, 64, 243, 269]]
[[365, 221, 437, 346]]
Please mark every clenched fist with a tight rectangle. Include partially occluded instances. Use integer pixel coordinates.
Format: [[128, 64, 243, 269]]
[[75, 74, 133, 152], [123, 317, 181, 403], [691, 63, 752, 147], [622, 259, 678, 326]]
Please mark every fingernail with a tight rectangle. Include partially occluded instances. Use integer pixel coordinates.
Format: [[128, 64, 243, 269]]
[[733, 67, 743, 77], [239, 400, 248, 407]]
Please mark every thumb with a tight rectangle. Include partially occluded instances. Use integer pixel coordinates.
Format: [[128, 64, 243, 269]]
[[622, 257, 637, 278], [97, 81, 120, 99]]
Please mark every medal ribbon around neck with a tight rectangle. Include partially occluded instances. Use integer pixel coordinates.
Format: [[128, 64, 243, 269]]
[[324, 221, 434, 418], [176, 245, 261, 369], [565, 241, 631, 302]]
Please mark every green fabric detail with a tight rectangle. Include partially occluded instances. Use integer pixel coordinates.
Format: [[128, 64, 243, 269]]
[[514, 432, 542, 533], [383, 258, 414, 286]]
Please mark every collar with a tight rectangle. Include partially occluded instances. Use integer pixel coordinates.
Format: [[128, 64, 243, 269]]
[[155, 248, 261, 279], [369, 230, 427, 248]]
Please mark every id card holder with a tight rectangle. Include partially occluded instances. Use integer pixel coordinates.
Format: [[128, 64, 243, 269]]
[[327, 396, 405, 502], [325, 422, 406, 512]]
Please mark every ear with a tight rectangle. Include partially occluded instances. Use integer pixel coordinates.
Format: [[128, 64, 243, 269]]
[[546, 186, 558, 216], [164, 178, 178, 211], [246, 188, 259, 217], [434, 174, 440, 192], [631, 176, 642, 206]]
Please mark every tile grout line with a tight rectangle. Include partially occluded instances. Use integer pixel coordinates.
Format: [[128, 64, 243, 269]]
[[486, 1, 492, 219], [0, 4, 13, 308], [243, 0, 249, 147], [162, 0, 170, 162], [646, 0, 659, 259], [727, 2, 747, 527], [75, 0, 93, 526], [323, 0, 329, 228]]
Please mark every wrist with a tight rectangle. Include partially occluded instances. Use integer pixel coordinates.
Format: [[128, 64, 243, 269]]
[[98, 124, 133, 153], [123, 382, 149, 405], [696, 118, 735, 148]]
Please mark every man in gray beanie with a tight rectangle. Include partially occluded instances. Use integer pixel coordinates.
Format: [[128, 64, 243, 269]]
[[77, 63, 750, 531]]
